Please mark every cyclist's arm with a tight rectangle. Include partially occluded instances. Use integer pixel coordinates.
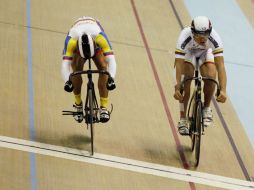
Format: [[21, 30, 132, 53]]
[[175, 58, 185, 88], [215, 56, 227, 102], [61, 36, 77, 82], [174, 28, 189, 87], [173, 58, 185, 101], [105, 55, 116, 79], [215, 56, 227, 93]]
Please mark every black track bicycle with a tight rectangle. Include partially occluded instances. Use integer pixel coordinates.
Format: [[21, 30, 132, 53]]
[[62, 58, 113, 155], [180, 57, 220, 167]]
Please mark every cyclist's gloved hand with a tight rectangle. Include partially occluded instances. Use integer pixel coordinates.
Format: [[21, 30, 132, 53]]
[[173, 84, 183, 101], [107, 77, 116, 91], [64, 80, 73, 92], [216, 90, 227, 103]]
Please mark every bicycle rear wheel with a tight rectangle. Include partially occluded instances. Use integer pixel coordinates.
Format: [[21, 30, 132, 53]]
[[88, 89, 94, 155], [193, 101, 202, 167], [188, 95, 196, 152]]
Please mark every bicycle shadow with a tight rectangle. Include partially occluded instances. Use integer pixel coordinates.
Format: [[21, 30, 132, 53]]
[[143, 143, 186, 165], [143, 149, 177, 165]]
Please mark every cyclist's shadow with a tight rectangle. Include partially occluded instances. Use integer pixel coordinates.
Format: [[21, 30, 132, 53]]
[[180, 144, 199, 168], [36, 131, 92, 151], [60, 134, 92, 150]]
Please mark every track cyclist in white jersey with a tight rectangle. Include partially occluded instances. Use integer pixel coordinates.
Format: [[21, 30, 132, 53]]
[[173, 16, 227, 135], [61, 16, 117, 123]]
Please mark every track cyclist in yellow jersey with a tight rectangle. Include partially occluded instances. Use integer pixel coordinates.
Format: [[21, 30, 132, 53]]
[[61, 16, 117, 123], [173, 16, 227, 135]]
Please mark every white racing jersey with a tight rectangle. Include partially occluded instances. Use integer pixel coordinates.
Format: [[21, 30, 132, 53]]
[[175, 27, 224, 60]]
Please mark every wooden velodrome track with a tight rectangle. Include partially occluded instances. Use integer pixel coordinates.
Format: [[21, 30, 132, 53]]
[[0, 0, 254, 189]]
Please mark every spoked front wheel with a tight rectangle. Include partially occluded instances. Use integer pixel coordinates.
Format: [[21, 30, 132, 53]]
[[188, 94, 196, 152], [193, 101, 203, 167], [88, 89, 94, 155], [189, 117, 195, 152]]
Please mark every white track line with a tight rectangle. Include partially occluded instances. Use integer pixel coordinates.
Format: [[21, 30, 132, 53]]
[[0, 135, 253, 190]]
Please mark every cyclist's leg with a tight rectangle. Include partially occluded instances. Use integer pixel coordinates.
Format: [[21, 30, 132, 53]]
[[93, 51, 110, 122], [200, 49, 216, 126], [71, 53, 85, 122], [93, 50, 109, 106], [181, 62, 194, 116], [180, 54, 195, 119], [93, 31, 114, 109], [71, 53, 85, 105], [200, 49, 216, 108], [177, 55, 194, 135]]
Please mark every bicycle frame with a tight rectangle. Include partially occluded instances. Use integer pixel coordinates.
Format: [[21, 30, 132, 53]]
[[84, 59, 100, 124], [63, 58, 112, 155], [69, 59, 112, 124], [188, 58, 204, 135], [180, 57, 220, 166]]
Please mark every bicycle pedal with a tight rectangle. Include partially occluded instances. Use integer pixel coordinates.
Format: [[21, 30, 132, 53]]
[[62, 110, 82, 116]]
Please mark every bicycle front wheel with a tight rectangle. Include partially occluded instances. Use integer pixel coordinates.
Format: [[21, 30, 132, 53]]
[[190, 117, 196, 152], [193, 101, 202, 167], [88, 89, 94, 155]]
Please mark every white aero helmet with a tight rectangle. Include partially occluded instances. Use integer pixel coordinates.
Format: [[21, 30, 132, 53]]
[[78, 33, 95, 59], [191, 16, 212, 35]]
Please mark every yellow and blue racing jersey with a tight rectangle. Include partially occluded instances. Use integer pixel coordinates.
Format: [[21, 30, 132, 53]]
[[62, 16, 114, 60]]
